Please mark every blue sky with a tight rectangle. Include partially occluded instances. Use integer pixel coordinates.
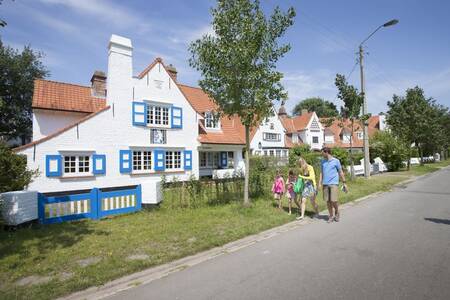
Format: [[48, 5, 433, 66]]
[[1, 0, 450, 114]]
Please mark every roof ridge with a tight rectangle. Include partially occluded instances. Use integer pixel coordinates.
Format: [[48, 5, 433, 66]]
[[177, 83, 202, 90], [35, 78, 93, 90]]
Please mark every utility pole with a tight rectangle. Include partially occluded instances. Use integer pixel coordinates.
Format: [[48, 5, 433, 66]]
[[359, 45, 370, 178], [358, 19, 398, 178]]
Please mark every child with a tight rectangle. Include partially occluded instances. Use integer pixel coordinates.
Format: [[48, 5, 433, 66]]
[[286, 170, 297, 215], [272, 169, 285, 210]]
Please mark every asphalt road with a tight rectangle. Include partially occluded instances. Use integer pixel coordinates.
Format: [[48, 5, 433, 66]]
[[109, 168, 450, 300]]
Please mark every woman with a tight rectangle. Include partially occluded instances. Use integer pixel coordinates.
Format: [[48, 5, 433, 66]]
[[297, 158, 319, 220]]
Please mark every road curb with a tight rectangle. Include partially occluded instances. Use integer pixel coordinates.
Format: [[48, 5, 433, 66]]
[[60, 167, 448, 300]]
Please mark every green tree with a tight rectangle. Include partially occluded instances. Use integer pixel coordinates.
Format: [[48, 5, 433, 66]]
[[0, 40, 48, 144], [292, 97, 338, 117], [0, 142, 38, 193], [189, 0, 295, 205], [335, 74, 364, 179], [386, 86, 437, 168], [0, 0, 9, 27], [370, 131, 409, 171]]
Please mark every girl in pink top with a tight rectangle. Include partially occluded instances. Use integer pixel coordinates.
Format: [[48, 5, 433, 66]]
[[272, 169, 285, 210], [286, 170, 298, 215]]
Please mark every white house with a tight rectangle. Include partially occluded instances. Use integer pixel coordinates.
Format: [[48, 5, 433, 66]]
[[278, 106, 324, 151], [14, 34, 245, 202], [250, 112, 290, 158]]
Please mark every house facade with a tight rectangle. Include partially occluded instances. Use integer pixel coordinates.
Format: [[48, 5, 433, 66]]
[[321, 115, 386, 151], [250, 113, 291, 158], [278, 106, 325, 151], [14, 35, 245, 202]]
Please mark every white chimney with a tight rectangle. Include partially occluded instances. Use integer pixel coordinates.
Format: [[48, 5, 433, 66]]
[[107, 34, 133, 110]]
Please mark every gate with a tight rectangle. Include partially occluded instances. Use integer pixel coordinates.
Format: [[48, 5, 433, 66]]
[[38, 185, 141, 224]]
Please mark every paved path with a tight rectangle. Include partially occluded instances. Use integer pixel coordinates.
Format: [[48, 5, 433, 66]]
[[108, 169, 450, 300]]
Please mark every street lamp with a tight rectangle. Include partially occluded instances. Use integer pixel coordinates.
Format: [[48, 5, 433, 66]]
[[359, 19, 398, 178]]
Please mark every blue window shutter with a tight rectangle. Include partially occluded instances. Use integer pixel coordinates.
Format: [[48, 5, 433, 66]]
[[171, 106, 183, 129], [132, 102, 147, 126], [92, 154, 106, 175], [220, 152, 228, 168], [154, 149, 165, 171], [119, 150, 132, 173], [46, 155, 62, 177], [184, 150, 192, 170]]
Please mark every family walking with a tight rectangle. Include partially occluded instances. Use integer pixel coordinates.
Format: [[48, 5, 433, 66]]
[[272, 147, 347, 223]]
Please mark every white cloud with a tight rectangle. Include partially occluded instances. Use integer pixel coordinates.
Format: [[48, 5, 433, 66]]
[[38, 0, 151, 31], [281, 69, 339, 113]]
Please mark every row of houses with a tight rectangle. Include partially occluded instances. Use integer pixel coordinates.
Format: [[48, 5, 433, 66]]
[[13, 35, 385, 202]]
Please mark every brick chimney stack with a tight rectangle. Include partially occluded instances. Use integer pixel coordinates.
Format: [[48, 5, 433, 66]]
[[90, 70, 107, 98], [166, 64, 178, 82]]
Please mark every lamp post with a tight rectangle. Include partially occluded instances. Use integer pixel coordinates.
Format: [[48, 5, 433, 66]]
[[359, 19, 398, 178]]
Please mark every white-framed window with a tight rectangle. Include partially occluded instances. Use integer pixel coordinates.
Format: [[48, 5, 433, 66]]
[[264, 150, 268, 156], [341, 133, 351, 144], [204, 111, 220, 129], [63, 155, 91, 176], [356, 131, 363, 139], [282, 150, 288, 157], [270, 123, 274, 130], [269, 150, 274, 156], [166, 151, 182, 170], [263, 132, 281, 141], [147, 104, 170, 127], [312, 136, 319, 144], [199, 152, 222, 168], [276, 150, 281, 157], [325, 134, 334, 143], [133, 150, 152, 172], [227, 151, 234, 168]]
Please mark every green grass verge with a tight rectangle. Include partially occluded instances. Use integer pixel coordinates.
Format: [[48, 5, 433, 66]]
[[0, 161, 448, 300]]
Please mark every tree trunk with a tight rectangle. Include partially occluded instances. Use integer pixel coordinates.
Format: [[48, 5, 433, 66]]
[[418, 146, 424, 165], [244, 125, 250, 206]]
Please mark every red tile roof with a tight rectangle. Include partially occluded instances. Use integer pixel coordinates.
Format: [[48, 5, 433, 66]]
[[321, 116, 381, 148], [179, 84, 248, 145], [32, 79, 106, 113], [280, 113, 314, 133]]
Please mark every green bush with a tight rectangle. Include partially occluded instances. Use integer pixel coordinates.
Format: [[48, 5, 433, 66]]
[[331, 147, 349, 167], [370, 131, 409, 171], [288, 144, 311, 166], [0, 142, 38, 193]]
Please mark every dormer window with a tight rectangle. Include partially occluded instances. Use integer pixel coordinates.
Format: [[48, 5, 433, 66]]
[[205, 111, 220, 129]]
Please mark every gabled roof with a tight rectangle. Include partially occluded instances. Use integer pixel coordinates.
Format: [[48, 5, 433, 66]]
[[32, 79, 106, 113], [320, 117, 382, 148], [178, 84, 218, 112], [280, 112, 314, 133], [179, 84, 247, 145]]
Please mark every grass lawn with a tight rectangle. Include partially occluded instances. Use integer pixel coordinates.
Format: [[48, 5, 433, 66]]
[[0, 161, 448, 300]]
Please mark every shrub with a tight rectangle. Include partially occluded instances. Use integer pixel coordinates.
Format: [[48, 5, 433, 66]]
[[331, 147, 349, 167], [370, 131, 409, 171], [288, 144, 311, 166], [0, 142, 38, 193]]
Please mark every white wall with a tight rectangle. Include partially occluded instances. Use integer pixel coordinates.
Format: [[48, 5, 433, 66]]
[[250, 114, 286, 151], [33, 110, 88, 140], [17, 35, 200, 198], [303, 113, 324, 150], [324, 133, 334, 144]]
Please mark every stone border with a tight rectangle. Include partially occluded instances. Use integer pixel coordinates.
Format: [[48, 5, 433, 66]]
[[60, 167, 449, 300]]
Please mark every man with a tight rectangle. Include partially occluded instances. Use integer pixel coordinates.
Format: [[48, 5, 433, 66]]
[[318, 147, 347, 223]]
